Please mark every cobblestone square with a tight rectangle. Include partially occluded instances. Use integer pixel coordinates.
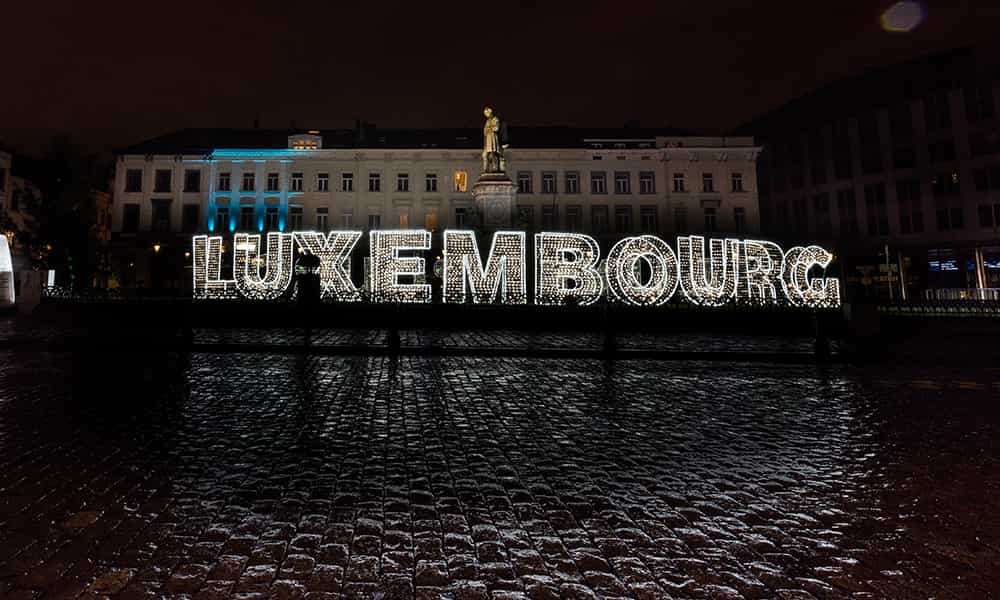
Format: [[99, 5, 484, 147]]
[[1, 346, 998, 598]]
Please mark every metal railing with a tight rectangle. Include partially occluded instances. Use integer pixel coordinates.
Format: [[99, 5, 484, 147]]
[[923, 288, 1000, 302]]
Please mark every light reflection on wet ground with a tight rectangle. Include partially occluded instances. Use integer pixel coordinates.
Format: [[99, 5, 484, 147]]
[[0, 350, 998, 598]]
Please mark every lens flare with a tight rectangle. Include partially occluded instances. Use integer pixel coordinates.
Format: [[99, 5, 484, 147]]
[[881, 1, 925, 33]]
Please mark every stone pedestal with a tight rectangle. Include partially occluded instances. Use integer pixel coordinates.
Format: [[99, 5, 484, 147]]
[[471, 174, 517, 230]]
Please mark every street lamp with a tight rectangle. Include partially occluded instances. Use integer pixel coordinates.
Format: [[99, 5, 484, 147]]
[[153, 243, 161, 254]]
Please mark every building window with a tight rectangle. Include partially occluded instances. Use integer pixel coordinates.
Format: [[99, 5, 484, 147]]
[[591, 205, 609, 233], [731, 172, 744, 192], [858, 113, 882, 175], [703, 207, 717, 232], [517, 206, 534, 229], [639, 172, 655, 194], [614, 172, 631, 194], [181, 204, 199, 232], [424, 211, 438, 231], [240, 205, 255, 231], [125, 169, 142, 193], [241, 172, 255, 192], [896, 179, 923, 234], [541, 205, 557, 228], [183, 169, 200, 193], [565, 172, 580, 194], [673, 173, 686, 192], [590, 172, 607, 194], [925, 91, 952, 130], [316, 207, 329, 232], [154, 169, 172, 193], [836, 189, 858, 238], [454, 171, 468, 192], [218, 172, 231, 192], [734, 207, 746, 233], [808, 131, 827, 185], [369, 173, 381, 192], [893, 146, 916, 169], [965, 84, 996, 122], [316, 173, 328, 192], [341, 172, 354, 192], [289, 206, 303, 230], [266, 172, 280, 192], [566, 205, 582, 231], [674, 207, 688, 233], [978, 205, 995, 228], [399, 214, 409, 228], [290, 172, 303, 192], [702, 173, 714, 193], [368, 214, 381, 229], [397, 172, 409, 192], [614, 206, 632, 232], [264, 206, 279, 231], [864, 183, 889, 236], [518, 172, 533, 194], [541, 172, 556, 194], [152, 200, 171, 233], [215, 206, 230, 232], [640, 206, 657, 232], [812, 194, 831, 238], [425, 173, 438, 192], [832, 119, 852, 180], [123, 204, 140, 233], [932, 171, 961, 196], [454, 208, 467, 228], [341, 211, 353, 229], [929, 140, 956, 163], [937, 207, 964, 231]]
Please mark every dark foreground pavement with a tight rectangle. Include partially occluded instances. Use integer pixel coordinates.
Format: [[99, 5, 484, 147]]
[[1, 347, 999, 599]]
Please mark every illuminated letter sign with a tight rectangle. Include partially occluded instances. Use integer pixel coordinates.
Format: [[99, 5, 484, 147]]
[[370, 230, 432, 303], [293, 231, 362, 301], [443, 230, 526, 304], [604, 235, 678, 306], [534, 232, 604, 306], [191, 230, 842, 309]]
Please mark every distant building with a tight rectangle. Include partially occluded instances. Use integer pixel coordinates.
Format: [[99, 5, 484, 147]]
[[0, 149, 40, 272], [111, 126, 761, 288], [740, 45, 1000, 301]]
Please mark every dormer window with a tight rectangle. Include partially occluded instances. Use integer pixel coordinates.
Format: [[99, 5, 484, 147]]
[[288, 133, 322, 150]]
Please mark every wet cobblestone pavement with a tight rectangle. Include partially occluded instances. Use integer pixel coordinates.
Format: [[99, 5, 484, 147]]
[[1, 347, 999, 598]]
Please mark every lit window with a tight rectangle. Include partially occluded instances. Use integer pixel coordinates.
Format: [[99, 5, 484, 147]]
[[454, 171, 468, 192]]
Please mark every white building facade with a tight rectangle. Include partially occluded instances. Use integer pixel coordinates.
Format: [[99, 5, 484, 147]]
[[111, 127, 761, 287]]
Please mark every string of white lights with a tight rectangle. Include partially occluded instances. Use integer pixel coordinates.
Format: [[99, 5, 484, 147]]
[[604, 235, 678, 306], [740, 239, 785, 304], [192, 235, 237, 299], [782, 245, 841, 308], [233, 233, 294, 300], [534, 232, 604, 306], [369, 230, 432, 303], [677, 235, 739, 307], [442, 230, 526, 304], [293, 231, 362, 301]]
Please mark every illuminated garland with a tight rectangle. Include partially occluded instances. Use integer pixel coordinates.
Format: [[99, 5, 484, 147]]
[[369, 230, 432, 303], [234, 233, 294, 301], [293, 231, 362, 301], [443, 230, 526, 304], [604, 235, 678, 306], [677, 235, 739, 307], [190, 231, 842, 308], [741, 239, 785, 303], [192, 235, 237, 299], [782, 245, 841, 308], [534, 232, 603, 306]]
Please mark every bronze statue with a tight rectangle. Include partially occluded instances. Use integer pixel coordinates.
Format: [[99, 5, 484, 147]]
[[482, 107, 506, 174]]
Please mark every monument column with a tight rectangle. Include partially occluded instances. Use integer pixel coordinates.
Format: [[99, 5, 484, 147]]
[[471, 106, 517, 230]]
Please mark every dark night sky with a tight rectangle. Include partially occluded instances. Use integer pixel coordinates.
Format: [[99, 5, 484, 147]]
[[2, 0, 998, 156]]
